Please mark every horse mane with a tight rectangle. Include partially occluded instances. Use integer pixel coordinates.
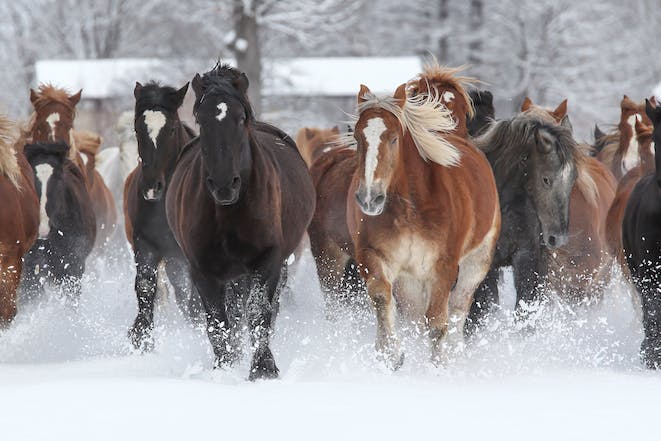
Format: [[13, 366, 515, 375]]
[[74, 130, 102, 156], [193, 63, 254, 121], [407, 60, 478, 118], [0, 115, 21, 189], [135, 82, 184, 115], [31, 84, 77, 113], [476, 112, 598, 205], [344, 89, 460, 167]]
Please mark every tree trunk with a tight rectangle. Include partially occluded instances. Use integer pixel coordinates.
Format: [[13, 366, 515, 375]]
[[468, 0, 483, 66], [233, 1, 262, 117], [438, 0, 449, 62]]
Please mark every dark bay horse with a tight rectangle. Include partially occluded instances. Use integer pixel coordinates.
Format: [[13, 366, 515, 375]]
[[622, 99, 661, 368], [295, 126, 340, 167], [0, 116, 39, 325], [467, 112, 582, 328], [22, 142, 96, 300], [467, 89, 495, 137], [347, 84, 500, 368], [124, 81, 201, 351], [29, 84, 116, 247], [166, 64, 315, 379], [523, 98, 617, 302]]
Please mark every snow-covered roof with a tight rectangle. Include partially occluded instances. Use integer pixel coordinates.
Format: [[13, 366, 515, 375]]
[[35, 57, 422, 99]]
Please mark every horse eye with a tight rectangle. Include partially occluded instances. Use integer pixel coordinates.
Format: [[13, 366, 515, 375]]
[[543, 176, 551, 186], [390, 137, 398, 145]]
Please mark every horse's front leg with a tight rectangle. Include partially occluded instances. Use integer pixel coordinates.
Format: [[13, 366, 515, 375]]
[[513, 249, 544, 322], [128, 241, 160, 352], [427, 260, 459, 365], [247, 261, 283, 381], [358, 249, 402, 370]]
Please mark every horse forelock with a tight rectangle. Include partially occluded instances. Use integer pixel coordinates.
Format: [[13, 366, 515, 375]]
[[0, 115, 21, 189], [194, 64, 253, 121], [135, 82, 183, 115], [352, 90, 460, 167], [32, 84, 77, 115]]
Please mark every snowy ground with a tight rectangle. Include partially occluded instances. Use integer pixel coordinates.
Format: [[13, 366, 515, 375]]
[[1, 245, 659, 440]]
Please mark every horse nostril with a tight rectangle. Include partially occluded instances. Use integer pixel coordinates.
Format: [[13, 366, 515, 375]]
[[548, 235, 557, 247], [155, 181, 163, 192], [373, 194, 385, 206], [231, 176, 241, 190]]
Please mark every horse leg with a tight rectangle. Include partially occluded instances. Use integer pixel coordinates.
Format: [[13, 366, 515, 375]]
[[0, 253, 21, 327], [308, 232, 352, 316], [164, 258, 203, 322], [638, 272, 661, 368], [426, 261, 459, 365], [465, 266, 500, 336], [128, 243, 160, 352], [512, 250, 543, 322], [20, 245, 46, 300], [191, 269, 237, 368], [247, 263, 283, 381], [358, 249, 402, 370]]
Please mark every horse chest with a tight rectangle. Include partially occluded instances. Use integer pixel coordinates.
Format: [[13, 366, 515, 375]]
[[383, 232, 439, 279]]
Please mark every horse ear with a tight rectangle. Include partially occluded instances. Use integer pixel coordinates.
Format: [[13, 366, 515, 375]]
[[331, 125, 340, 135], [29, 88, 38, 104], [304, 127, 314, 140], [560, 115, 573, 133], [358, 84, 371, 104], [521, 96, 532, 112], [594, 124, 605, 140], [191, 73, 203, 98], [69, 89, 82, 106], [483, 90, 493, 104], [134, 82, 143, 99], [175, 82, 189, 108], [553, 99, 568, 121], [393, 83, 407, 109], [650, 96, 657, 106], [234, 73, 249, 95]]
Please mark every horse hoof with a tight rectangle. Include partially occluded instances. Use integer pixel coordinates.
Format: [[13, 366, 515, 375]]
[[248, 349, 279, 381], [378, 350, 405, 371], [128, 324, 154, 353]]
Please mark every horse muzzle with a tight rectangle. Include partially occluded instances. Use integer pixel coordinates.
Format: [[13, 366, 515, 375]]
[[543, 232, 568, 249], [206, 176, 241, 206], [142, 181, 164, 201], [355, 183, 386, 216]]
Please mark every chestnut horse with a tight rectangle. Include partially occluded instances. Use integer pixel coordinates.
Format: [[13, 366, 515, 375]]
[[522, 98, 616, 302], [166, 64, 315, 379], [22, 142, 96, 300], [606, 117, 655, 271], [29, 84, 116, 247], [347, 83, 500, 368], [124, 81, 200, 351], [295, 126, 340, 167], [596, 95, 655, 181], [0, 116, 39, 325], [622, 99, 661, 368], [468, 112, 582, 329]]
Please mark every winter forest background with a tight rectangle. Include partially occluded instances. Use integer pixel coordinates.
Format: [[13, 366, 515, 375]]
[[1, 0, 660, 143]]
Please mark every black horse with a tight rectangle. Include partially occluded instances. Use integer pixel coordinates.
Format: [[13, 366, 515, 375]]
[[22, 142, 96, 300], [467, 89, 495, 137], [124, 81, 201, 351], [467, 113, 579, 330], [623, 99, 661, 368], [166, 64, 315, 379]]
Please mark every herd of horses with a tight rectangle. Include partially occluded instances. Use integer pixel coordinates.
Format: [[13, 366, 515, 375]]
[[1, 60, 661, 379]]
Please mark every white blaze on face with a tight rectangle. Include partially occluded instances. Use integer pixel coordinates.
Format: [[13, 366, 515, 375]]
[[35, 163, 54, 238], [363, 117, 387, 190], [622, 114, 642, 174], [216, 102, 228, 122], [143, 110, 166, 149], [45, 113, 60, 141], [442, 91, 455, 103]]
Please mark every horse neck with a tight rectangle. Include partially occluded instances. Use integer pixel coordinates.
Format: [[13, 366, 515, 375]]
[[391, 131, 433, 197], [654, 137, 661, 184]]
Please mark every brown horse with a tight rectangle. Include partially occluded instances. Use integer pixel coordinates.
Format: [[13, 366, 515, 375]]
[[606, 118, 656, 271], [29, 84, 117, 247], [596, 95, 655, 181], [406, 62, 477, 138], [295, 126, 340, 167], [347, 84, 500, 368], [0, 116, 39, 325], [522, 98, 616, 301]]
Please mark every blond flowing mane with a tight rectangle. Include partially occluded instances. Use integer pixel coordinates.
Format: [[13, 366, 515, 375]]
[[74, 130, 102, 156], [407, 59, 479, 118], [343, 89, 460, 167], [0, 115, 21, 189]]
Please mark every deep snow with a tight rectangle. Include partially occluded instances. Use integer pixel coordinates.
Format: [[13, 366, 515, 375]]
[[1, 246, 658, 440]]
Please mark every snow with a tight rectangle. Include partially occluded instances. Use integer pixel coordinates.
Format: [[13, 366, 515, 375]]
[[1, 248, 658, 440], [35, 57, 422, 99]]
